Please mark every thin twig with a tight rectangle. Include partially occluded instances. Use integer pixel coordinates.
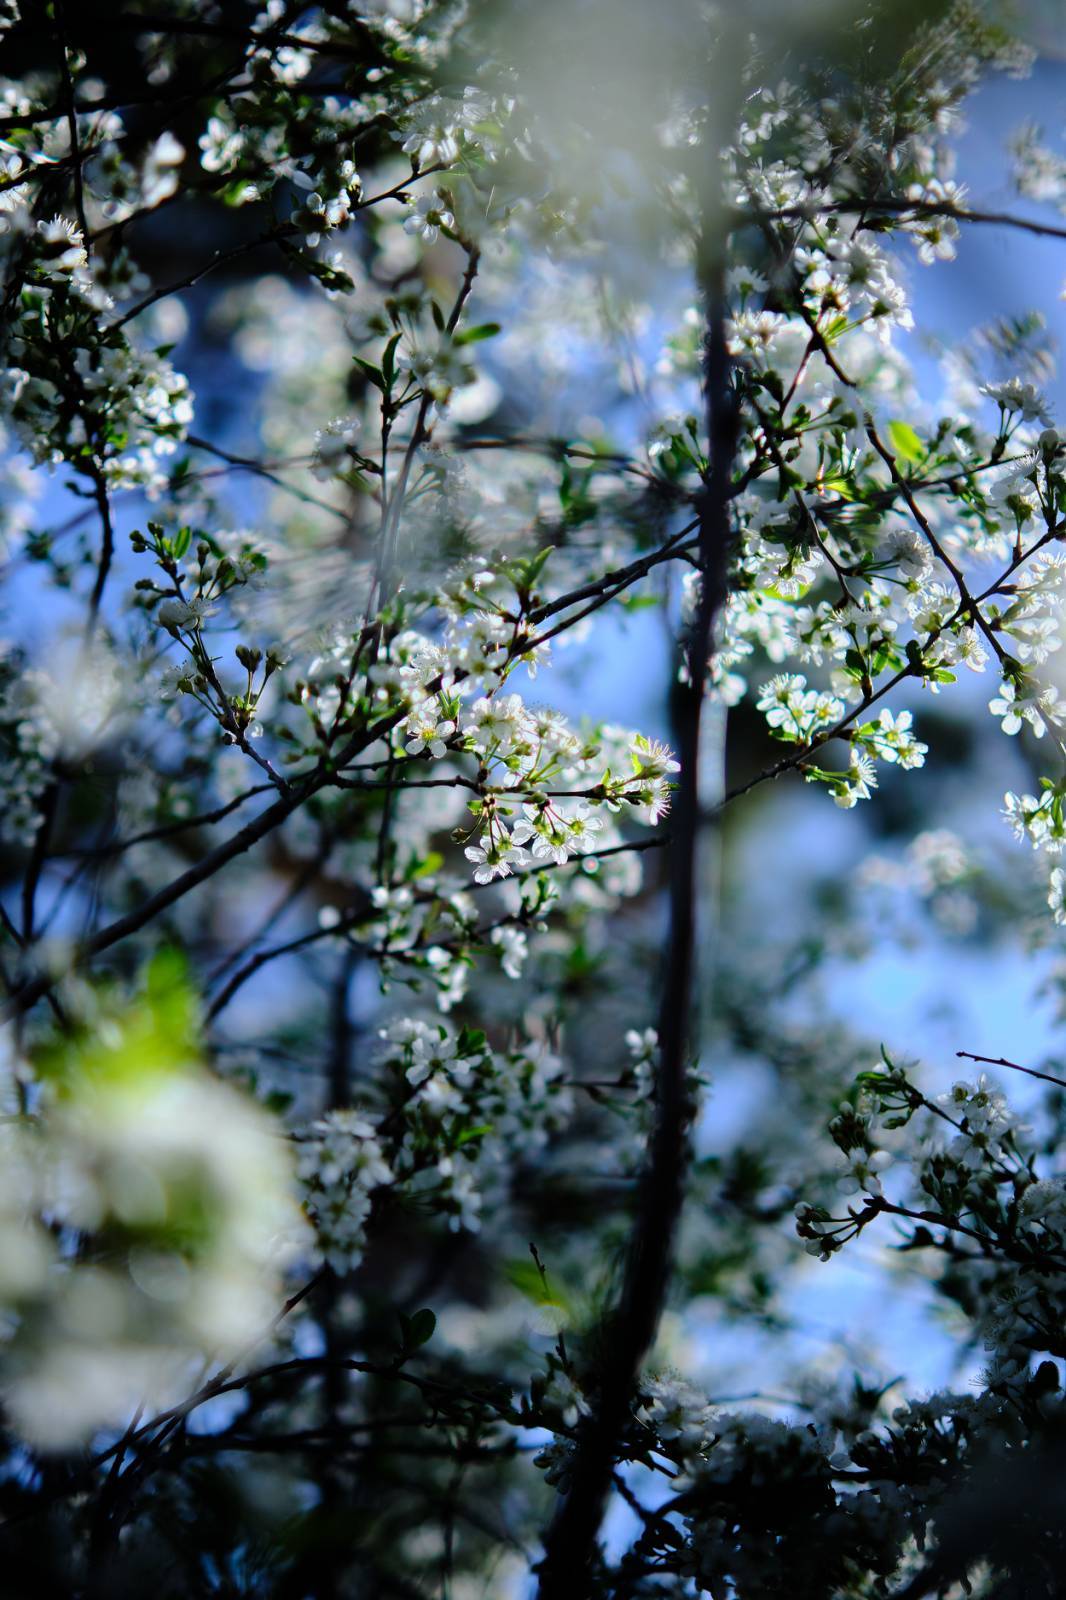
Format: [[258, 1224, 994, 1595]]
[[957, 1050, 1066, 1094]]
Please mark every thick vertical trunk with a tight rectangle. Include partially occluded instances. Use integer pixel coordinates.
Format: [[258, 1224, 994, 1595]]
[[535, 233, 739, 1594]]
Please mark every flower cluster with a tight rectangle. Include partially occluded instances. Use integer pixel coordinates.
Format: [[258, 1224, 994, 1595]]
[[297, 1018, 573, 1269], [297, 1111, 392, 1274], [2, 244, 193, 494], [1002, 779, 1066, 855]]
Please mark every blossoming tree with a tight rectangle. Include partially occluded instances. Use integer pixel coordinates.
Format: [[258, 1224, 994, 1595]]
[[2, 0, 1066, 1595]]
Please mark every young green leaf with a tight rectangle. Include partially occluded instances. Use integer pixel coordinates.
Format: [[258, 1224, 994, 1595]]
[[887, 420, 925, 464]]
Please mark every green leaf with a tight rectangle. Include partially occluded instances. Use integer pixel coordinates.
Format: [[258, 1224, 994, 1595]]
[[407, 851, 444, 880], [870, 644, 903, 674], [408, 1307, 436, 1348], [505, 1259, 573, 1325], [382, 332, 402, 387], [454, 321, 501, 346], [887, 420, 925, 464], [171, 525, 192, 560], [506, 1260, 553, 1303], [761, 368, 784, 403], [456, 1123, 493, 1146], [521, 544, 554, 588], [353, 357, 386, 393], [397, 1307, 436, 1352]]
